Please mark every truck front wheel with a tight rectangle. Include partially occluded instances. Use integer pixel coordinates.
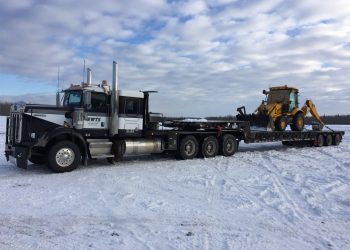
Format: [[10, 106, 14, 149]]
[[47, 141, 81, 173]]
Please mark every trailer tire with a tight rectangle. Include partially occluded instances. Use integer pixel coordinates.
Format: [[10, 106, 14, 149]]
[[29, 155, 45, 165], [291, 113, 304, 131], [333, 134, 341, 146], [315, 134, 324, 147], [201, 136, 219, 158], [178, 136, 199, 160], [325, 134, 333, 146], [221, 134, 237, 157], [47, 141, 81, 173]]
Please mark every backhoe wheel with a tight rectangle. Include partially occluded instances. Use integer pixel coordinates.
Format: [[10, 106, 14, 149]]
[[325, 134, 333, 146], [201, 136, 219, 158], [291, 113, 304, 131], [29, 155, 45, 165], [47, 141, 81, 173], [275, 116, 287, 131], [333, 134, 342, 145], [178, 136, 199, 160], [221, 134, 237, 157], [315, 134, 324, 147]]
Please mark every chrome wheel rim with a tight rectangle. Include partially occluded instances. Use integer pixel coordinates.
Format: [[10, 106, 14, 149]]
[[206, 143, 213, 153], [226, 140, 233, 152], [185, 141, 195, 156], [55, 148, 75, 167]]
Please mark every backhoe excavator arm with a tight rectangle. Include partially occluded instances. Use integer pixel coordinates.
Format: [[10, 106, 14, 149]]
[[301, 100, 325, 127]]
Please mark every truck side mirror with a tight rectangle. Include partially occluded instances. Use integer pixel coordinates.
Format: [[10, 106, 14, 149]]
[[263, 90, 267, 95], [83, 91, 92, 110]]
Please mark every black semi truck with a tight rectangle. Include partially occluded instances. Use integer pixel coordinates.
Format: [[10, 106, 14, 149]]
[[5, 62, 345, 172]]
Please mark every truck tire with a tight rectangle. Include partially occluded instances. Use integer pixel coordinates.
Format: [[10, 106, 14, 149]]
[[275, 116, 287, 131], [29, 155, 45, 165], [221, 134, 237, 157], [325, 134, 333, 146], [201, 136, 219, 158], [291, 113, 304, 131], [178, 136, 198, 160], [315, 134, 324, 147], [333, 134, 341, 145], [47, 141, 81, 173]]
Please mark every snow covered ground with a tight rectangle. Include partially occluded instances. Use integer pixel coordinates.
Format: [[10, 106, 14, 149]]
[[0, 116, 349, 250]]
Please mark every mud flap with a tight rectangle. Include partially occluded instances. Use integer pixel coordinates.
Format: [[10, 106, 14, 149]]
[[14, 147, 28, 169]]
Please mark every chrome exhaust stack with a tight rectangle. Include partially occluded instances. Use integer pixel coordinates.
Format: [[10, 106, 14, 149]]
[[87, 68, 92, 85], [110, 61, 119, 136]]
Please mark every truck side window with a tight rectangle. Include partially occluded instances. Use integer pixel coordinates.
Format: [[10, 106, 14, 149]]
[[119, 97, 143, 116], [125, 99, 139, 114], [90, 92, 107, 113]]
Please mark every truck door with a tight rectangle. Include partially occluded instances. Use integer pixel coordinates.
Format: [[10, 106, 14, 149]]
[[84, 92, 108, 130], [118, 97, 143, 136]]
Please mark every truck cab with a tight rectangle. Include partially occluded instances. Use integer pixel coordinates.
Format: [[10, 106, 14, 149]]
[[62, 85, 145, 136]]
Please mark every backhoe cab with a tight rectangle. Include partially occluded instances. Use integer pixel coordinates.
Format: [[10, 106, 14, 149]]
[[237, 85, 324, 131]]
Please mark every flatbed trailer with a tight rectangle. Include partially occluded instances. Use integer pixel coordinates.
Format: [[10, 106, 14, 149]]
[[148, 119, 345, 158]]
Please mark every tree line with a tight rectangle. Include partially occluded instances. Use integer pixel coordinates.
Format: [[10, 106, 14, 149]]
[[0, 102, 12, 116], [0, 102, 350, 124]]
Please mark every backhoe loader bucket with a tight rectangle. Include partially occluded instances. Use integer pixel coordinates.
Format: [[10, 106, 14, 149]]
[[236, 112, 270, 128]]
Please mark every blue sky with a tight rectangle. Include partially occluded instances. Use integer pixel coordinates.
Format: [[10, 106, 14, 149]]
[[0, 0, 349, 116]]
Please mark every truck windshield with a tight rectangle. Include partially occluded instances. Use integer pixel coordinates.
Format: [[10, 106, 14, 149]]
[[63, 91, 82, 107]]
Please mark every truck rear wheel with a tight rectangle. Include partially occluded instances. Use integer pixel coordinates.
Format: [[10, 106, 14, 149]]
[[47, 141, 81, 173], [178, 136, 198, 160], [201, 136, 219, 158], [291, 113, 304, 131], [221, 134, 237, 157]]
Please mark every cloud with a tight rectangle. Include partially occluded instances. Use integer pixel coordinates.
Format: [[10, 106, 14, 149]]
[[0, 0, 349, 116]]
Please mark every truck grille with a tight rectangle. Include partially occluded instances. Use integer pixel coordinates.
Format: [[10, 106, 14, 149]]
[[8, 112, 23, 144]]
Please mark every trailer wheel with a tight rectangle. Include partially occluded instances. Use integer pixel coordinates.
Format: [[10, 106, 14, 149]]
[[325, 134, 333, 146], [333, 134, 341, 145], [29, 155, 45, 165], [315, 134, 324, 147], [178, 136, 199, 160], [201, 136, 219, 158], [275, 116, 287, 131], [221, 134, 237, 157], [291, 113, 304, 131], [47, 141, 81, 173]]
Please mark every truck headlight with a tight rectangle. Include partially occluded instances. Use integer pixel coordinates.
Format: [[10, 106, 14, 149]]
[[30, 133, 36, 139]]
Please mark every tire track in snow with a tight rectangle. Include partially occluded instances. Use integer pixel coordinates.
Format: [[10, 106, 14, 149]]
[[260, 152, 308, 222]]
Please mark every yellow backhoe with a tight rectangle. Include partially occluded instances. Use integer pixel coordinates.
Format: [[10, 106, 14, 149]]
[[237, 85, 324, 131]]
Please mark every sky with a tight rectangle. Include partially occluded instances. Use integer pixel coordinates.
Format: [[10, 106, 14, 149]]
[[0, 0, 349, 117]]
